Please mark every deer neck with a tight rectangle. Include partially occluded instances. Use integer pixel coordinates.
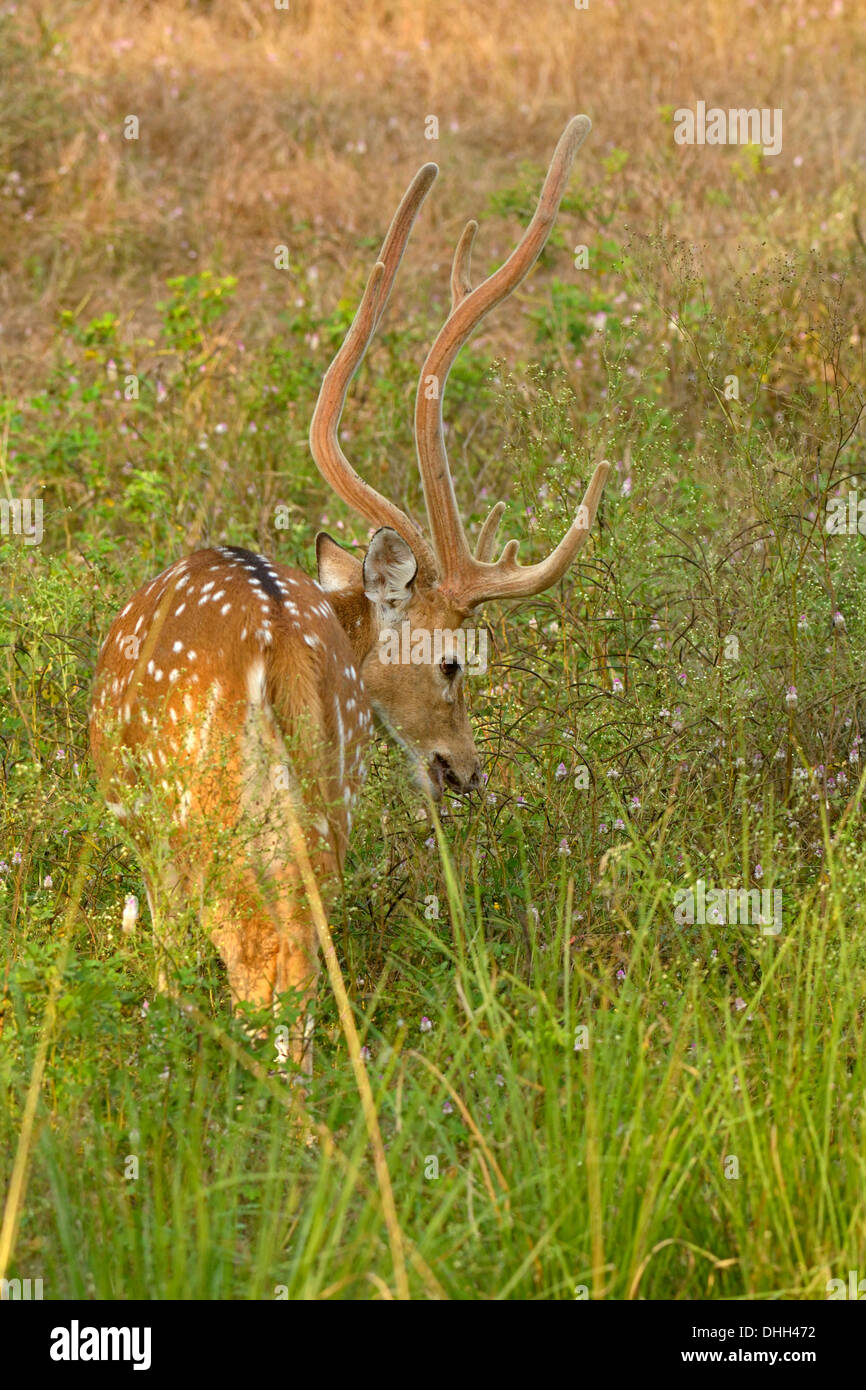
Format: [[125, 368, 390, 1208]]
[[325, 588, 378, 666]]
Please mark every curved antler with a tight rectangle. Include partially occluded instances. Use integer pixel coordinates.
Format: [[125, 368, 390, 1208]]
[[309, 162, 439, 579], [311, 117, 609, 608], [414, 114, 608, 608]]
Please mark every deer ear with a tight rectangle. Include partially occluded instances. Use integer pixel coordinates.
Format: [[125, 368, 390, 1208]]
[[316, 532, 364, 591], [362, 527, 418, 621]]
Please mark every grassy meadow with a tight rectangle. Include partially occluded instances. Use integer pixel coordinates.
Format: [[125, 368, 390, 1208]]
[[1, 0, 866, 1300]]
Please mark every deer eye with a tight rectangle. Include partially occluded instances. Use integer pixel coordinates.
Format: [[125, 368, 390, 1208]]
[[440, 658, 462, 680]]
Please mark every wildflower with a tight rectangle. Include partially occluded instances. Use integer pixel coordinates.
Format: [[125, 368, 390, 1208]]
[[620, 476, 633, 497], [558, 838, 570, 855], [630, 796, 641, 809], [599, 823, 608, 833], [495, 1073, 505, 1087], [833, 610, 845, 629], [614, 818, 625, 830], [785, 685, 798, 708], [424, 836, 435, 849], [753, 863, 763, 880], [611, 676, 624, 694], [733, 997, 746, 1011], [555, 762, 567, 780], [676, 671, 687, 685], [616, 968, 626, 980], [420, 1016, 433, 1033], [359, 1045, 371, 1061], [442, 1099, 454, 1115], [797, 613, 808, 630], [12, 850, 22, 865]]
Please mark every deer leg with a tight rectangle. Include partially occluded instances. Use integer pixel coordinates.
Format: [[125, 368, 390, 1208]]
[[206, 857, 326, 1077]]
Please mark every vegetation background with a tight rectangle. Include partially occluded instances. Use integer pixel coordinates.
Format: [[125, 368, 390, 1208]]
[[1, 0, 865, 1299]]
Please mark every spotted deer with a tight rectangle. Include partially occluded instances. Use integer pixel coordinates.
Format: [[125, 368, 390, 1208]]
[[89, 116, 609, 1074]]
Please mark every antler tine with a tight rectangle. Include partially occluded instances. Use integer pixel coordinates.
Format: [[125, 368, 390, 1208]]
[[474, 500, 505, 561], [414, 115, 593, 590], [457, 458, 610, 609], [309, 162, 439, 575], [450, 220, 477, 309]]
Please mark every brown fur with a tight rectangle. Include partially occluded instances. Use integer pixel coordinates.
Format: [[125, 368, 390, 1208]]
[[90, 537, 480, 1072]]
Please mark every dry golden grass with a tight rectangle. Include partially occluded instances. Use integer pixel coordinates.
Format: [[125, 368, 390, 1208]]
[[1, 0, 864, 386]]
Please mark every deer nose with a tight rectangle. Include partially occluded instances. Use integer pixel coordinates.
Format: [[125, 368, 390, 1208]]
[[430, 753, 483, 794]]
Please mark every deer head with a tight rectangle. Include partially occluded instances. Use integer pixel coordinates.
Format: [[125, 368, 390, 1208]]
[[309, 116, 610, 801]]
